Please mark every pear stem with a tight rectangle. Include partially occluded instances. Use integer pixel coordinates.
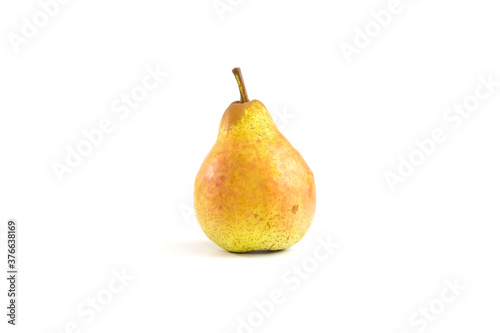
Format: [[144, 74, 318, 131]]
[[232, 67, 249, 103]]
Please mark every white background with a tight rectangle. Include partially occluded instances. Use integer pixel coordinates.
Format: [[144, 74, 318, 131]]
[[1, 0, 500, 332]]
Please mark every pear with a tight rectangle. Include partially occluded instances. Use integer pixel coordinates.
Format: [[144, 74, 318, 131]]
[[194, 68, 316, 252]]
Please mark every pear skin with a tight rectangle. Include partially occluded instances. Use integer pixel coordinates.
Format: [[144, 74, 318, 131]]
[[194, 68, 316, 252]]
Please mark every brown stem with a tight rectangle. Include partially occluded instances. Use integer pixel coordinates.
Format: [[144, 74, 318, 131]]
[[232, 67, 249, 103]]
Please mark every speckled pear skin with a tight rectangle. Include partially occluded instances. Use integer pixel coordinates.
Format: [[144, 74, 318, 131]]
[[194, 100, 316, 252]]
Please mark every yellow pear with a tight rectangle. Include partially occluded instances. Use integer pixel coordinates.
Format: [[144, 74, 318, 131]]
[[194, 68, 316, 252]]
